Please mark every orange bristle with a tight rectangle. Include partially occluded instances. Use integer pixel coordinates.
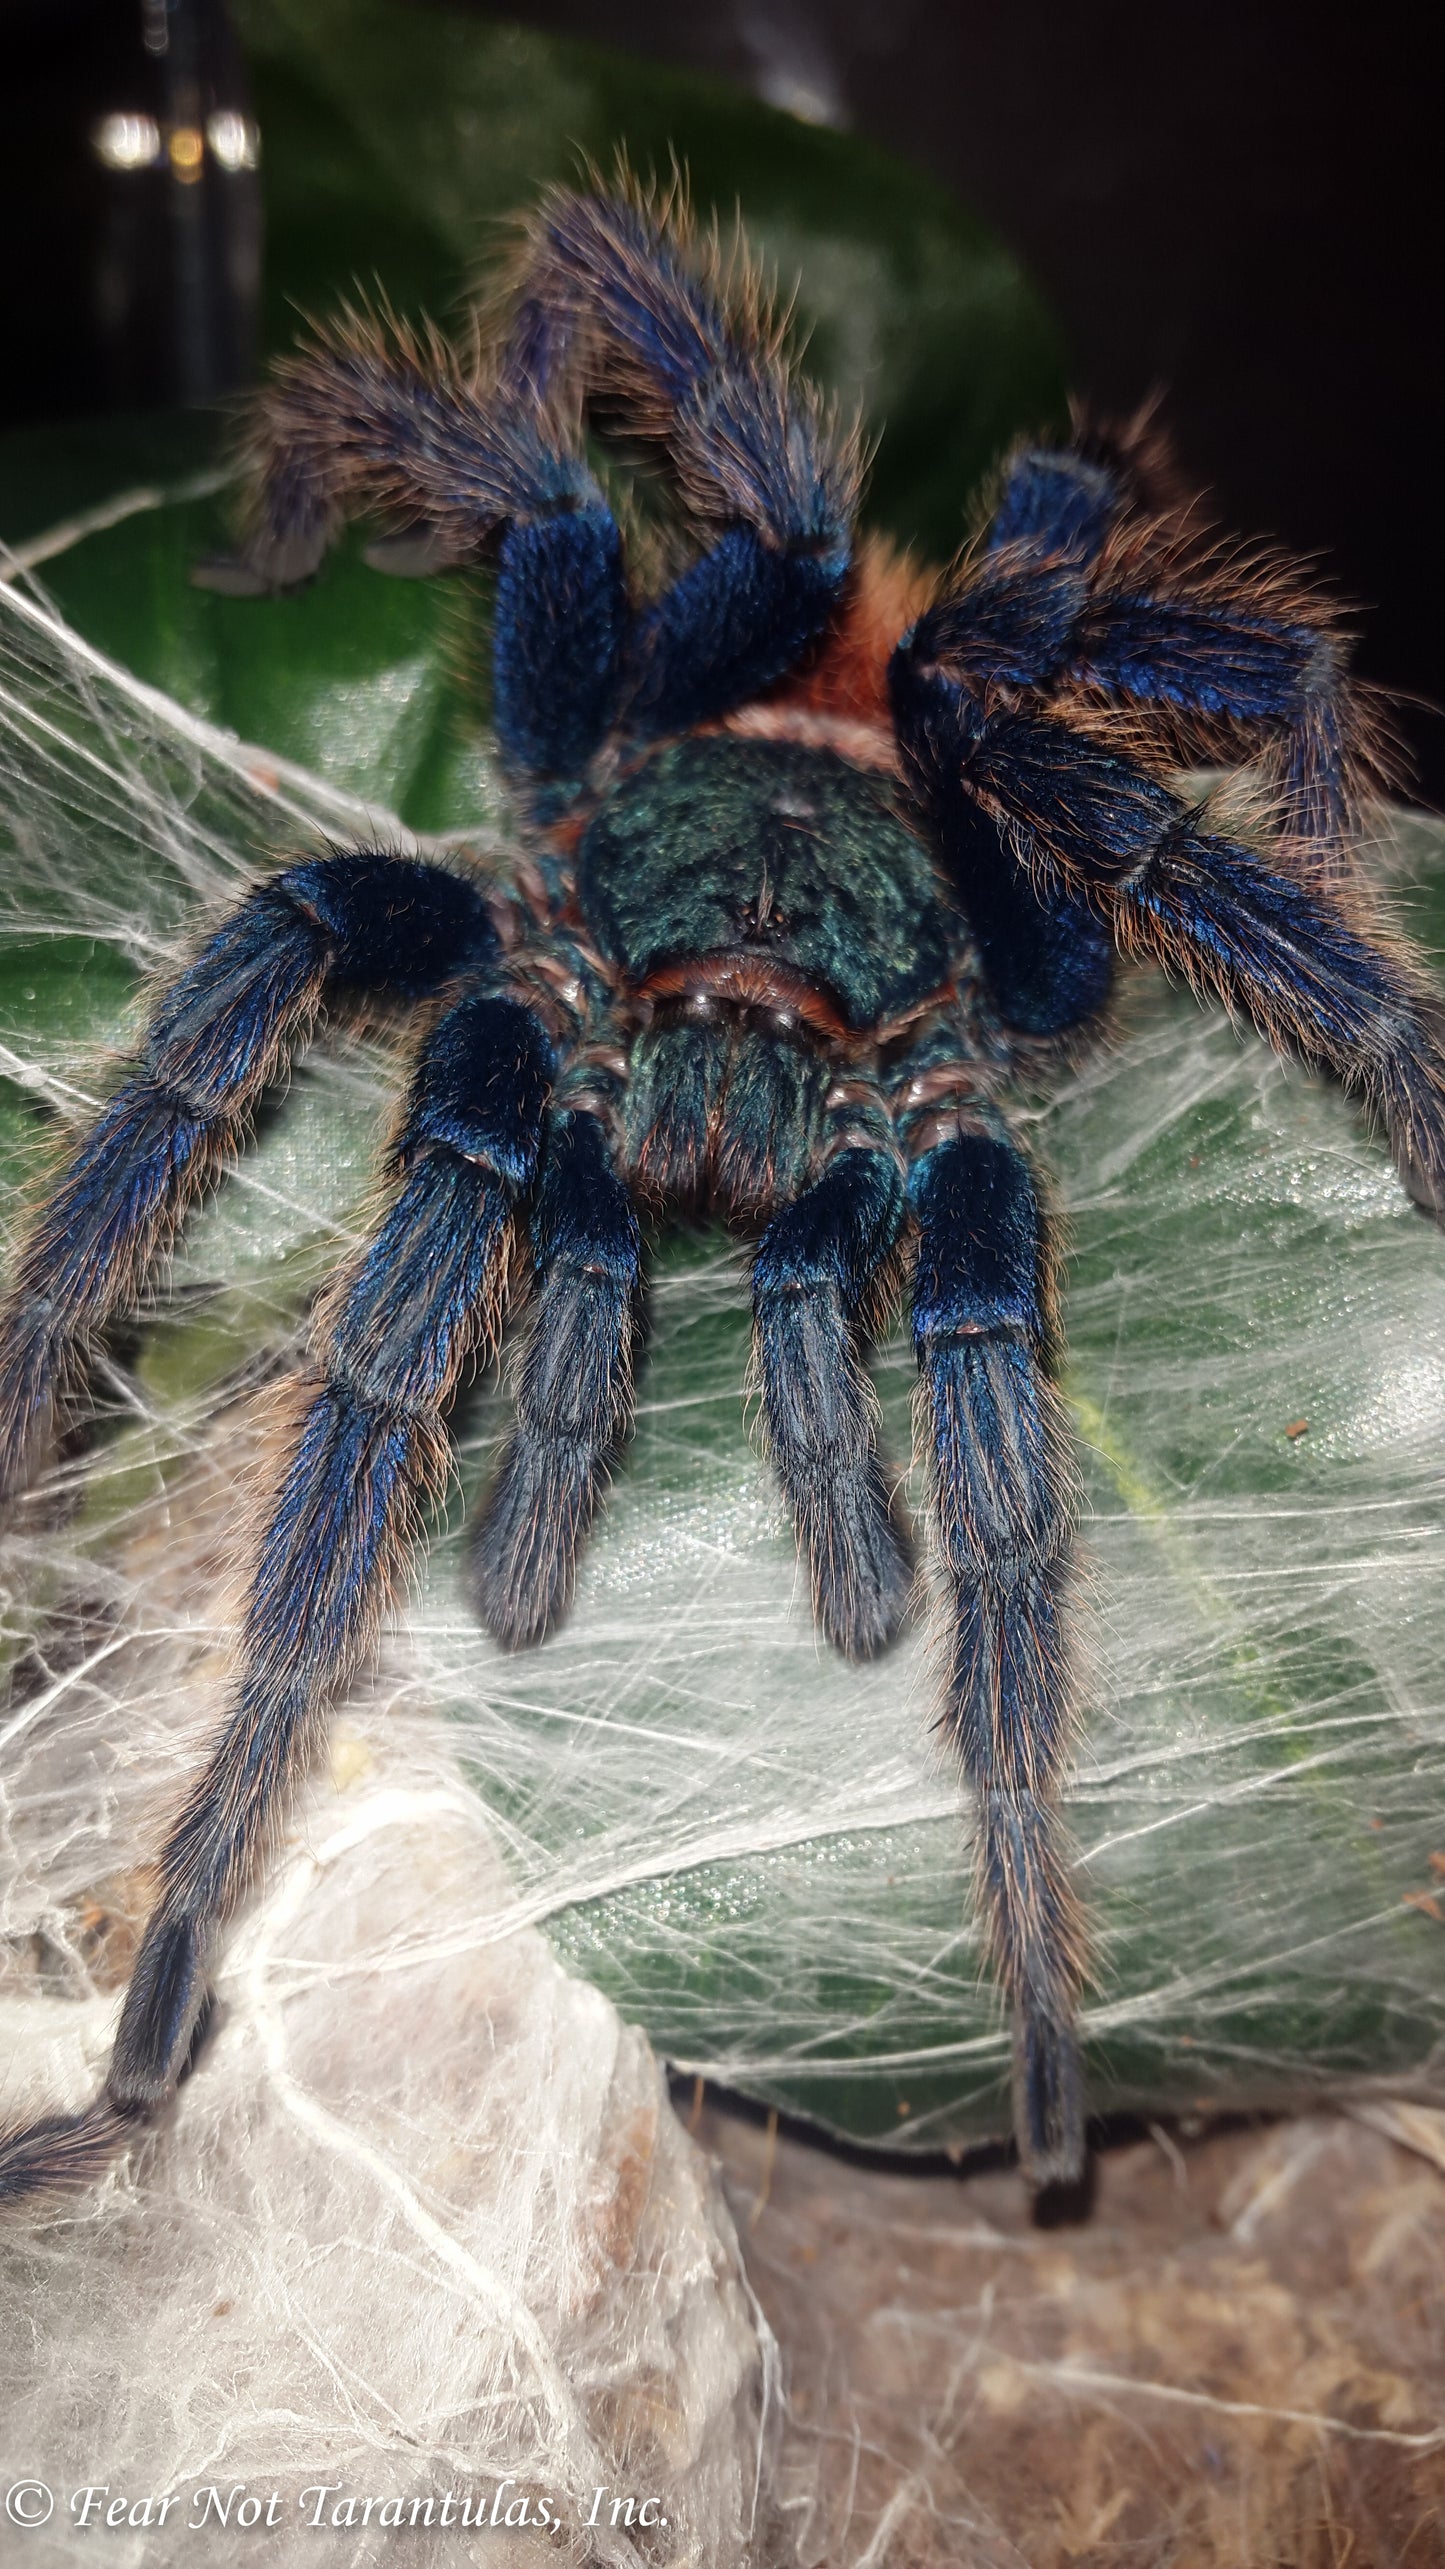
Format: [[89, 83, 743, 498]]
[[724, 536, 939, 766]]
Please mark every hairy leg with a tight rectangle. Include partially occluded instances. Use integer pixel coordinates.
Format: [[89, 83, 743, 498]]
[[471, 1107, 641, 1647], [526, 185, 859, 736], [891, 461, 1118, 1037], [919, 438, 1377, 876], [206, 184, 861, 774], [892, 714, 1115, 1038], [910, 1124, 1083, 2186], [0, 985, 553, 2202], [195, 300, 628, 781], [0, 852, 497, 1507], [894, 663, 1445, 1212], [752, 1139, 910, 1658]]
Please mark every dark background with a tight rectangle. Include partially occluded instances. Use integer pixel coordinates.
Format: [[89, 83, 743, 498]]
[[3, 0, 1442, 801]]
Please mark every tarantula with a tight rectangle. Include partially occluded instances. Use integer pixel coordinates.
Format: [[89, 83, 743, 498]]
[[0, 181, 1438, 2202]]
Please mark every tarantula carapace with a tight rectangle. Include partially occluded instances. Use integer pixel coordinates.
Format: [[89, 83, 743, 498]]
[[0, 180, 1437, 2199]]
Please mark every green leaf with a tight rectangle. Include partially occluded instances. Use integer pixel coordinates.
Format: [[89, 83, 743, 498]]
[[2, 3, 1066, 838]]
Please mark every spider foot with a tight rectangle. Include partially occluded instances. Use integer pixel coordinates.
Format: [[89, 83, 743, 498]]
[[472, 1429, 599, 1651], [472, 1111, 640, 1649], [0, 2097, 143, 2206], [1013, 2005, 1085, 2190], [797, 1465, 913, 1661]]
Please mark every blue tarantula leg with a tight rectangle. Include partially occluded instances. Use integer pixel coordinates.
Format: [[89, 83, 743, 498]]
[[978, 442, 1374, 867], [962, 452, 1341, 749], [752, 1142, 911, 1658], [471, 1107, 641, 1647], [0, 990, 553, 2202], [531, 188, 860, 555], [910, 1126, 1084, 2188], [908, 445, 1373, 903], [891, 654, 1115, 1037], [628, 517, 850, 740], [491, 511, 627, 778], [197, 311, 626, 779], [986, 443, 1122, 563], [939, 792, 1115, 1039], [203, 309, 599, 588], [957, 702, 1445, 1213], [530, 187, 860, 732], [0, 853, 497, 1510], [1071, 584, 1368, 869]]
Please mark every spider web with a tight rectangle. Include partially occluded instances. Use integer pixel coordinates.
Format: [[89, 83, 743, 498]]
[[3, 556, 1445, 2134], [1, 565, 1444, 2557], [0, 573, 773, 2565]]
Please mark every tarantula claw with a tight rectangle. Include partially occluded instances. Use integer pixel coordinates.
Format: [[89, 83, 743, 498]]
[[362, 524, 467, 578], [190, 526, 328, 596]]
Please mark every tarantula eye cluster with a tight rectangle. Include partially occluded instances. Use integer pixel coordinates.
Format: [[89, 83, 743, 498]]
[[0, 176, 1434, 2208]]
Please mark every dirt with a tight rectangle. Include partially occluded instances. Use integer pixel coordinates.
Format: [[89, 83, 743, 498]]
[[694, 2097, 1445, 2568]]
